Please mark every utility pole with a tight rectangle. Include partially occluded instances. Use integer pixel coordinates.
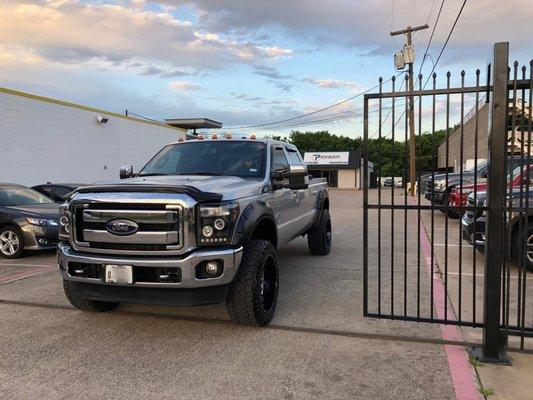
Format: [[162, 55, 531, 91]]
[[390, 24, 428, 196]]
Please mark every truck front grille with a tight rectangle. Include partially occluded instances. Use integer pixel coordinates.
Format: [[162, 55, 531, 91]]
[[72, 202, 184, 255]]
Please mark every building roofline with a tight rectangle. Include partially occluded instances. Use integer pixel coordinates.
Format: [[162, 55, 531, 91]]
[[0, 86, 187, 133]]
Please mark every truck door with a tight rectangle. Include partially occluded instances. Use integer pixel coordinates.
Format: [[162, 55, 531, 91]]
[[270, 146, 299, 246], [286, 147, 315, 231]]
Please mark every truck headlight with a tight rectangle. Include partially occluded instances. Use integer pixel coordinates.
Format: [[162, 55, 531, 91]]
[[198, 202, 239, 245], [26, 218, 58, 227], [434, 179, 447, 191], [58, 204, 71, 241]]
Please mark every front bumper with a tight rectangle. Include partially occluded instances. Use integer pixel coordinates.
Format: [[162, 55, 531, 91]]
[[461, 216, 486, 253], [21, 223, 59, 250], [58, 242, 243, 290], [424, 190, 445, 203]]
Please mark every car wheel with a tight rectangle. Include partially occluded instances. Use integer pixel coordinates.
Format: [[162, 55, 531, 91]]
[[0, 226, 24, 259], [307, 209, 332, 255], [512, 224, 533, 272], [226, 240, 279, 326], [63, 280, 119, 312]]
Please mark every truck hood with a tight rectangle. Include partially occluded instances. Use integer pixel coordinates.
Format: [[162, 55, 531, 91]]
[[83, 175, 265, 201]]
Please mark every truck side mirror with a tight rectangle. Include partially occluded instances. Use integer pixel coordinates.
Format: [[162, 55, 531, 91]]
[[119, 165, 134, 179], [287, 164, 309, 190]]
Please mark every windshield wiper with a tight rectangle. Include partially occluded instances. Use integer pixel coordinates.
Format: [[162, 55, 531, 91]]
[[137, 173, 170, 177]]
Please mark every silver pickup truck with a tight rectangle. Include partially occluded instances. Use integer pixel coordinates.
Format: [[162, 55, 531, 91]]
[[57, 138, 330, 325]]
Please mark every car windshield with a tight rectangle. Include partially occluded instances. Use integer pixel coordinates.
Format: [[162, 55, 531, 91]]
[[0, 186, 53, 206], [139, 141, 267, 179]]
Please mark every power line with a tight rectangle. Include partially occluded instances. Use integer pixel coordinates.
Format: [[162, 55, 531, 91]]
[[227, 73, 403, 130], [417, 0, 446, 86], [423, 0, 468, 88]]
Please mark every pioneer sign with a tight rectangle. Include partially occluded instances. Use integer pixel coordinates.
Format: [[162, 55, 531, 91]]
[[303, 152, 350, 165]]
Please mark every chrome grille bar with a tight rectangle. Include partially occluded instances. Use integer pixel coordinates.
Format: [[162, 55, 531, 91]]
[[82, 209, 178, 224]]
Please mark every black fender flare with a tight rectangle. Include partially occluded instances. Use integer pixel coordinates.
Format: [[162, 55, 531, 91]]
[[233, 201, 277, 248], [310, 189, 329, 228]]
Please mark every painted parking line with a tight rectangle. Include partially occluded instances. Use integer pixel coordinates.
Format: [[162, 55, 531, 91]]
[[0, 265, 56, 285], [0, 263, 55, 268]]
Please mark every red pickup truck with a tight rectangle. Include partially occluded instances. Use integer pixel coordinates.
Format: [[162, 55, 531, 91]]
[[449, 164, 533, 214]]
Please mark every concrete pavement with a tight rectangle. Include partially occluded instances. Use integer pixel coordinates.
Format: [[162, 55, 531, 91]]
[[0, 190, 465, 399]]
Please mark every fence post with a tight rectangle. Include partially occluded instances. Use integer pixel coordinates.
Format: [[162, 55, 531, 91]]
[[479, 42, 510, 363]]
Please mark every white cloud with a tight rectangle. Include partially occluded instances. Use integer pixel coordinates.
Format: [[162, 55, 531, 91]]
[[305, 78, 362, 92], [0, 0, 292, 75], [169, 81, 203, 91]]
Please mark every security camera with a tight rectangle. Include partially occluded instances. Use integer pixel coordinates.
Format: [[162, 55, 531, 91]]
[[96, 114, 109, 124]]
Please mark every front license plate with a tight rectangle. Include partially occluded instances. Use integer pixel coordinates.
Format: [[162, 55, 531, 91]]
[[105, 265, 133, 284]]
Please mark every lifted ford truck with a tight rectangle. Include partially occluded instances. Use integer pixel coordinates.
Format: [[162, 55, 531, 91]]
[[58, 138, 330, 325]]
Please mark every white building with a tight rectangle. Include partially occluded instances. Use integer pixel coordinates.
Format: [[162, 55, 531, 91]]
[[303, 150, 373, 189], [0, 87, 187, 186]]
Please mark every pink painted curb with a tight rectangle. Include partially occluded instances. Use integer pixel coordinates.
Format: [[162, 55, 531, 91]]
[[417, 212, 481, 400]]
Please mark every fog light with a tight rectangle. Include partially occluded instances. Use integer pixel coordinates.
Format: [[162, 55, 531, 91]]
[[205, 261, 220, 276], [214, 218, 225, 230], [38, 238, 48, 246], [202, 225, 213, 237]]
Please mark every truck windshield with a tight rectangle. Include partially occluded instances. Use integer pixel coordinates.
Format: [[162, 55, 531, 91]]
[[139, 141, 267, 179], [0, 186, 54, 206]]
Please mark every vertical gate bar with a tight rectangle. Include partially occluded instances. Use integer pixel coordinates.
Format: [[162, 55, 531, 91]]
[[472, 69, 481, 325], [516, 66, 529, 349], [404, 74, 409, 317], [520, 61, 533, 348], [517, 64, 525, 333], [458, 71, 465, 323], [431, 73, 436, 321], [482, 42, 509, 362], [505, 62, 518, 336], [444, 72, 451, 321], [363, 95, 369, 317], [417, 73, 423, 319], [378, 78, 383, 315], [391, 76, 396, 317]]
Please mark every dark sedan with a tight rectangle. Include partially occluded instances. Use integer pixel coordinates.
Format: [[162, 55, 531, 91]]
[[32, 183, 85, 203], [0, 184, 60, 258]]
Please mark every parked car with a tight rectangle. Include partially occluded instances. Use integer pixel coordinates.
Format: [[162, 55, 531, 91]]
[[383, 177, 402, 187], [462, 188, 533, 270], [425, 156, 533, 217], [449, 164, 533, 219], [0, 183, 60, 258], [32, 183, 85, 203], [57, 138, 330, 326]]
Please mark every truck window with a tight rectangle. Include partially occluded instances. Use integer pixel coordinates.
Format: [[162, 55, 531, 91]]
[[140, 141, 266, 179], [272, 147, 289, 172], [286, 149, 302, 164]]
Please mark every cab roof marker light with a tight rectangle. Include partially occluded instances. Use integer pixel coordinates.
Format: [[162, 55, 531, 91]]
[[198, 135, 205, 140], [212, 134, 218, 139], [225, 133, 232, 139], [250, 134, 256, 139]]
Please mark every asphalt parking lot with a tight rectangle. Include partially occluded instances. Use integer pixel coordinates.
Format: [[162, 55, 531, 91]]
[[0, 190, 462, 399]]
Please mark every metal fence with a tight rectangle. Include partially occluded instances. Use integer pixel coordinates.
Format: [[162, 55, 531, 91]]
[[362, 42, 533, 361]]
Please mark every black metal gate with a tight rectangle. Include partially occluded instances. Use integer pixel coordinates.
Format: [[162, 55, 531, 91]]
[[362, 42, 533, 361]]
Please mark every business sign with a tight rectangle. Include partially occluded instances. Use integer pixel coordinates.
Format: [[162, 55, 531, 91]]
[[303, 152, 350, 165]]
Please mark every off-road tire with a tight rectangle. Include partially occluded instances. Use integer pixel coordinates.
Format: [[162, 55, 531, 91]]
[[512, 224, 533, 272], [63, 279, 119, 311], [307, 209, 332, 255], [0, 225, 24, 259], [226, 240, 279, 326]]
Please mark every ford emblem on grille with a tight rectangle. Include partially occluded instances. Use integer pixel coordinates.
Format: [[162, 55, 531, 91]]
[[106, 219, 139, 236]]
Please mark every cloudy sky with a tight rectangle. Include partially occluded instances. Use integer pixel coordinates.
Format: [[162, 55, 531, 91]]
[[0, 0, 531, 137]]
